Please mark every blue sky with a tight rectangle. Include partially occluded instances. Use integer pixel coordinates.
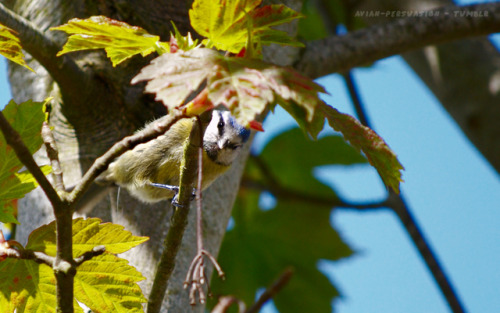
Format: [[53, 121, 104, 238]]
[[1, 2, 499, 312], [254, 50, 499, 313]]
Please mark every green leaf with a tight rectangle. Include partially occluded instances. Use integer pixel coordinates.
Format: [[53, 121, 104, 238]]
[[51, 16, 168, 66], [0, 166, 52, 224], [297, 0, 329, 41], [169, 21, 199, 51], [0, 99, 50, 223], [26, 217, 149, 258], [211, 128, 363, 311], [322, 104, 404, 193], [74, 253, 146, 313], [0, 259, 83, 313], [254, 127, 367, 197], [211, 193, 353, 312], [0, 200, 18, 224], [0, 24, 34, 72], [189, 0, 302, 54], [132, 48, 326, 136]]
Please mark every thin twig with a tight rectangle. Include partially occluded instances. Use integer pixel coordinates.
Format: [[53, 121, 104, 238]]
[[241, 159, 388, 211], [245, 267, 294, 313], [2, 246, 56, 267], [296, 2, 500, 78], [211, 296, 246, 313], [42, 121, 64, 192], [73, 245, 106, 266]]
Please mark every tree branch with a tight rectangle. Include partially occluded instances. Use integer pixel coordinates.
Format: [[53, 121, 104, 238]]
[[245, 267, 294, 313], [296, 2, 500, 78], [73, 245, 106, 266], [147, 110, 212, 313], [339, 56, 467, 312], [42, 121, 65, 192], [2, 246, 56, 268], [0, 2, 89, 107]]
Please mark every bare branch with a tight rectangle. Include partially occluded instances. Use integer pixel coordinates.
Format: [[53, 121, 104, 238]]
[[296, 2, 500, 78], [211, 296, 246, 313], [2, 246, 55, 268], [340, 57, 467, 312], [73, 245, 106, 266], [42, 121, 64, 192], [245, 267, 294, 313]]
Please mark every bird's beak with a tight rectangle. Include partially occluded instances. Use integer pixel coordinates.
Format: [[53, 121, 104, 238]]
[[218, 140, 225, 150]]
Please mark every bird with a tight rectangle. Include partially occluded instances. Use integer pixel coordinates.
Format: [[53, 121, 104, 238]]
[[76, 110, 251, 212]]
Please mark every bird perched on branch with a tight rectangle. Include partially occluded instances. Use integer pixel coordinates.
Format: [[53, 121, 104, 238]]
[[76, 110, 251, 212]]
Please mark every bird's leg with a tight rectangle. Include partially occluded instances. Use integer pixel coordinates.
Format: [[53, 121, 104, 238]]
[[149, 183, 196, 207]]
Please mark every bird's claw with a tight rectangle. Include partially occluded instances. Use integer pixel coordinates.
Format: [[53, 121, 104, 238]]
[[149, 183, 196, 207]]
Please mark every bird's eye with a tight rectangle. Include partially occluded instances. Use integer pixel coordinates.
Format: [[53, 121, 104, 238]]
[[217, 119, 224, 129], [227, 143, 241, 150]]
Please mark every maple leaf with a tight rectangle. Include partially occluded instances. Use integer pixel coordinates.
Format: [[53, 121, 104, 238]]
[[321, 104, 404, 193], [132, 48, 326, 137], [52, 16, 169, 66], [189, 0, 303, 55], [0, 24, 34, 72]]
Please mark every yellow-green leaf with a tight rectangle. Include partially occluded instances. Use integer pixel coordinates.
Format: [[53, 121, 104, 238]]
[[74, 253, 147, 313], [51, 16, 168, 66], [189, 0, 302, 55], [322, 104, 404, 193], [0, 24, 34, 72], [0, 259, 83, 313], [26, 217, 149, 258]]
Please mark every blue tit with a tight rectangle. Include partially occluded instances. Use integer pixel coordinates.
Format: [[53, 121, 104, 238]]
[[98, 110, 251, 204]]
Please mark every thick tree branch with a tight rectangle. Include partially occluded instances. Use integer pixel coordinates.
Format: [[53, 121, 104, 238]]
[[296, 2, 500, 78], [0, 2, 89, 107]]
